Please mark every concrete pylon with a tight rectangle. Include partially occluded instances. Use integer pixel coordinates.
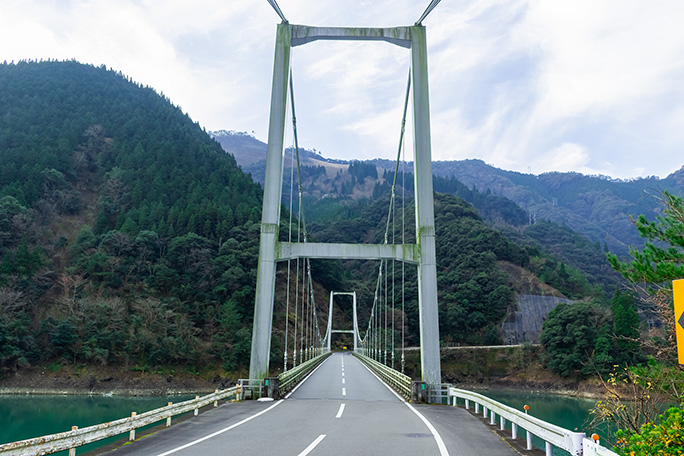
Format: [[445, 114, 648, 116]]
[[410, 26, 441, 385], [248, 24, 291, 381], [249, 23, 441, 385], [326, 291, 359, 352]]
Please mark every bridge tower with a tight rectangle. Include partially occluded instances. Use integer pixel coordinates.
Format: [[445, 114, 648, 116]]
[[325, 291, 360, 352], [249, 22, 441, 385]]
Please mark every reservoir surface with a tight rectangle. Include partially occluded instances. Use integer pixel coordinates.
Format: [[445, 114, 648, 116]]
[[1, 394, 193, 454], [2, 390, 613, 455]]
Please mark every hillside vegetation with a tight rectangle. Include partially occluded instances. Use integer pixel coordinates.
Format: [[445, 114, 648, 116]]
[[0, 61, 262, 375], [215, 131, 625, 296], [215, 130, 683, 259], [305, 193, 600, 346], [0, 61, 647, 385], [432, 159, 684, 256]]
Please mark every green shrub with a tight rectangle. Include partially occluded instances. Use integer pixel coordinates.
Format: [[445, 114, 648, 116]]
[[615, 404, 684, 455]]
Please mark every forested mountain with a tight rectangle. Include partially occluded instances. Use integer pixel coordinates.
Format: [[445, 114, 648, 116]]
[[431, 159, 684, 256], [0, 61, 263, 375], [0, 61, 633, 381], [212, 131, 624, 292], [213, 131, 683, 257], [305, 192, 599, 346]]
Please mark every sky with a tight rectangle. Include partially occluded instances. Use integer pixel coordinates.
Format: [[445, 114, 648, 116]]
[[2, 0, 683, 179]]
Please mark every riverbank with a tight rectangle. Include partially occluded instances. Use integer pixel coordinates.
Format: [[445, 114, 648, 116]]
[[1, 345, 609, 398], [0, 364, 239, 396], [447, 345, 608, 399], [401, 345, 608, 400]]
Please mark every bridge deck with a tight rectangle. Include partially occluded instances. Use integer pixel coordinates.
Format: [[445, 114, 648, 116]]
[[100, 353, 517, 456]]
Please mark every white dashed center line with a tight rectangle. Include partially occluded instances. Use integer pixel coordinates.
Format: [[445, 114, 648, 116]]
[[298, 435, 326, 456]]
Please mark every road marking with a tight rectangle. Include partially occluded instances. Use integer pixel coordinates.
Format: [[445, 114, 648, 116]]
[[342, 372, 345, 377], [336, 403, 345, 418], [284, 355, 332, 399], [342, 387, 346, 396], [404, 402, 450, 456], [298, 434, 326, 456], [342, 378, 345, 384], [356, 357, 450, 456], [154, 400, 283, 456]]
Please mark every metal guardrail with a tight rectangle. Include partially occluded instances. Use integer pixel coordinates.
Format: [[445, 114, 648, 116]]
[[450, 387, 585, 456], [428, 383, 451, 405], [400, 344, 538, 351], [353, 352, 411, 399], [0, 387, 240, 456], [582, 437, 619, 456], [237, 379, 264, 400], [278, 351, 332, 395]]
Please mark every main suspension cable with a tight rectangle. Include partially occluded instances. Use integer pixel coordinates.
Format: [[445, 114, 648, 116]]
[[289, 68, 325, 357], [401, 117, 406, 374], [284, 107, 295, 372], [359, 70, 412, 364], [416, 0, 441, 25], [266, 0, 288, 23]]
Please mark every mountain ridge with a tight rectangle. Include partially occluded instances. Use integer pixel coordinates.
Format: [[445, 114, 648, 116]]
[[0, 60, 652, 382], [211, 130, 683, 255]]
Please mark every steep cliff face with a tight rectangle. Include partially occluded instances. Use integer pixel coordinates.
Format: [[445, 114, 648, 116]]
[[502, 295, 574, 345]]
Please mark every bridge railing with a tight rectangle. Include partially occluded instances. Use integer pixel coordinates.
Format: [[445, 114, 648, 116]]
[[0, 387, 240, 456], [450, 386, 587, 456], [353, 352, 412, 399], [237, 378, 264, 400], [278, 351, 332, 395], [581, 437, 619, 456]]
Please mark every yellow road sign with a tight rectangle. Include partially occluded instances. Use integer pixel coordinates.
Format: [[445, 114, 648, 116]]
[[674, 279, 684, 364]]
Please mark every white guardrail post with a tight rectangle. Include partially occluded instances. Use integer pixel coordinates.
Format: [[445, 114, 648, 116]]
[[0, 386, 241, 456], [449, 387, 615, 456]]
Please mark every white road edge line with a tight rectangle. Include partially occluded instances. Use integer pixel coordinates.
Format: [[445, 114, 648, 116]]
[[404, 402, 450, 456], [335, 403, 345, 418], [298, 434, 326, 456], [284, 354, 333, 399], [154, 399, 284, 456], [357, 357, 450, 456], [356, 357, 405, 402], [154, 355, 334, 456]]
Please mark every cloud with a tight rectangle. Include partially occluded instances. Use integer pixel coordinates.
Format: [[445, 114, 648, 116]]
[[425, 0, 684, 178], [534, 143, 592, 174], [2, 0, 683, 178]]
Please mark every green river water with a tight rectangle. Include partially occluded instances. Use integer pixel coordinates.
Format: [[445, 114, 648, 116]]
[[0, 394, 194, 455], [483, 390, 616, 455], [1, 391, 614, 455]]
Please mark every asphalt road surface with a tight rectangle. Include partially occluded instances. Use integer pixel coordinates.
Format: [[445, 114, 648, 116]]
[[101, 353, 517, 456]]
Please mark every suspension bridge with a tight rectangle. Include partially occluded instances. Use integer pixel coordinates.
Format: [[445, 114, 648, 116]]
[[249, 12, 442, 386], [0, 2, 618, 456]]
